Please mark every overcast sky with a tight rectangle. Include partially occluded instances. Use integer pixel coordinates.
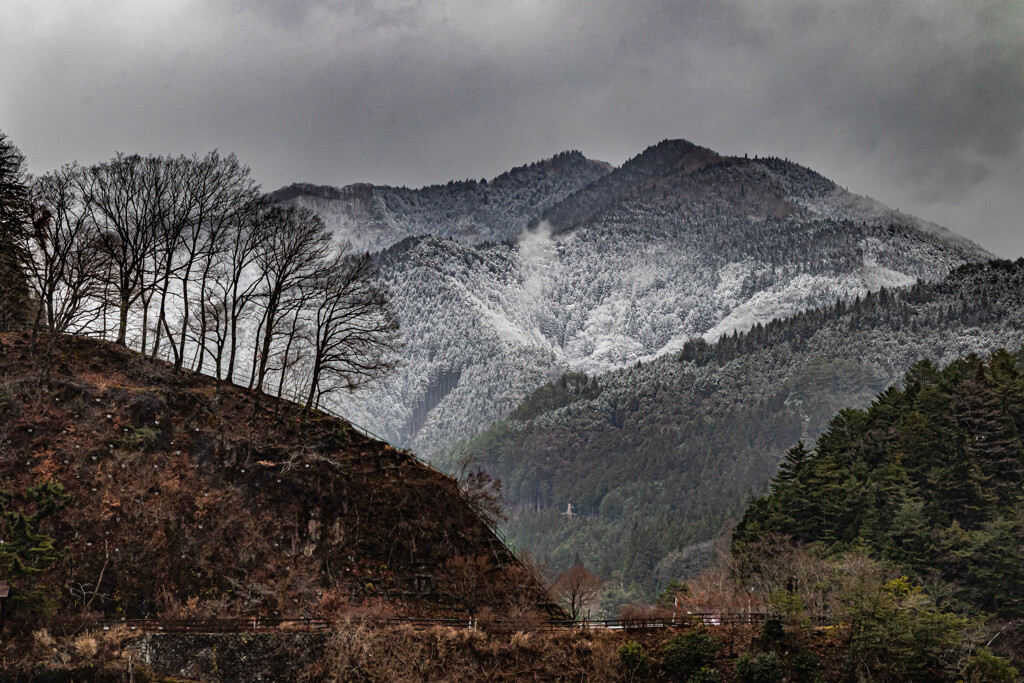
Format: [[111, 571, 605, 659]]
[[2, 0, 1021, 256]]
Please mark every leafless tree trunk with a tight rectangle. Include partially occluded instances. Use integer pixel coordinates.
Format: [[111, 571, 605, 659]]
[[25, 164, 103, 336], [302, 248, 399, 411], [173, 152, 258, 372], [85, 154, 161, 346], [275, 306, 307, 400], [224, 197, 270, 384], [553, 564, 605, 621], [252, 204, 331, 394]]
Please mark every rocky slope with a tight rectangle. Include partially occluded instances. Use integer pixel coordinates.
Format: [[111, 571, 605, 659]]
[[282, 140, 990, 457], [0, 333, 541, 620]]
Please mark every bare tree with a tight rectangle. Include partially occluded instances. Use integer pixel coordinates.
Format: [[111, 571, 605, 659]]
[[456, 457, 508, 529], [436, 554, 495, 618], [250, 204, 331, 394], [85, 154, 162, 346], [171, 152, 258, 372], [301, 248, 399, 411], [15, 146, 401, 414], [220, 196, 270, 383], [147, 154, 194, 363], [25, 164, 103, 336], [275, 303, 310, 398], [553, 564, 604, 621]]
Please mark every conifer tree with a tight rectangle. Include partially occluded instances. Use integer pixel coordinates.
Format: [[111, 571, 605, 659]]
[[0, 130, 31, 329]]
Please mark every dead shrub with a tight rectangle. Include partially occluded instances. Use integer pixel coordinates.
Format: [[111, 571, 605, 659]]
[[510, 630, 532, 650], [71, 634, 98, 658], [33, 629, 56, 648], [316, 587, 350, 623], [317, 593, 395, 628]]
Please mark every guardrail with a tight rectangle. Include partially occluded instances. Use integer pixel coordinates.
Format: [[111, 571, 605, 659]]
[[96, 617, 332, 633], [6, 613, 795, 635]]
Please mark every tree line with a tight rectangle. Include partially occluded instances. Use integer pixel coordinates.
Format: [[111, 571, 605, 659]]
[[734, 347, 1024, 620], [0, 128, 398, 409]]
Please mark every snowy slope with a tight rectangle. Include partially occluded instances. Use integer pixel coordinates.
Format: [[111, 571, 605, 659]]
[[273, 151, 612, 252], [280, 140, 991, 457]]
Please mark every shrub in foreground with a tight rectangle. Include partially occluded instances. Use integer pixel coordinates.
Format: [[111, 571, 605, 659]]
[[662, 630, 722, 678]]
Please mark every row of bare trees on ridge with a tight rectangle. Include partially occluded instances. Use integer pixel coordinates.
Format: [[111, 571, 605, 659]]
[[20, 149, 398, 409]]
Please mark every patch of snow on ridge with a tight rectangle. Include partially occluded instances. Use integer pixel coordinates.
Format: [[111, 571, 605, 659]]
[[700, 274, 846, 342], [646, 262, 919, 362], [861, 264, 916, 292]]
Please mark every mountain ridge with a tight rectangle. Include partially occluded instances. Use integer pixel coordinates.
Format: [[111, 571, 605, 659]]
[[273, 150, 613, 252], [279, 139, 991, 459]]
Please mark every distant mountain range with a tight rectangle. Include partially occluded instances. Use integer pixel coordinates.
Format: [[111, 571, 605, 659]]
[[277, 139, 990, 460]]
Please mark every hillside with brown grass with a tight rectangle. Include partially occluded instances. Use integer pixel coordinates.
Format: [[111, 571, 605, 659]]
[[0, 331, 543, 624]]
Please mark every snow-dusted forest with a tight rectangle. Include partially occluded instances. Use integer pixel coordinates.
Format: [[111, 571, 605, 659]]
[[449, 259, 1024, 595], [288, 141, 990, 457]]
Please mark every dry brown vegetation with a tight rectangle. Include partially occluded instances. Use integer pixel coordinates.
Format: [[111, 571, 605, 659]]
[[0, 614, 852, 682], [303, 626, 621, 682], [0, 332, 545, 626]]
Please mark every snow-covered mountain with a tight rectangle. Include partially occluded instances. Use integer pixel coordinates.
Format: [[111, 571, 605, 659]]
[[272, 151, 612, 252], [277, 140, 990, 457]]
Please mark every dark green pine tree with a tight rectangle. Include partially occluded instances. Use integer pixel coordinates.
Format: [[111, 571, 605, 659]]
[[956, 511, 1024, 616], [954, 362, 1024, 505], [0, 129, 32, 329], [773, 440, 811, 487]]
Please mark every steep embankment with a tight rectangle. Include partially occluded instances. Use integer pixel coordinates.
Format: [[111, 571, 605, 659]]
[[449, 260, 1024, 595], [292, 140, 989, 458], [0, 333, 540, 620]]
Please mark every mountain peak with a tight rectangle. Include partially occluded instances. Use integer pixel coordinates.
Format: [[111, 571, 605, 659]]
[[536, 138, 722, 231]]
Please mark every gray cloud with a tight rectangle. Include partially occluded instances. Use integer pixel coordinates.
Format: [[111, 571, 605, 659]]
[[1, 0, 1021, 256]]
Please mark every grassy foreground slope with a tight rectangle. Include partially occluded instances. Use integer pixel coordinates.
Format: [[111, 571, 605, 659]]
[[0, 332, 540, 621]]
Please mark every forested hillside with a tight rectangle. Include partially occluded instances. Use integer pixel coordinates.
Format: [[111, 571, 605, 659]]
[[447, 259, 1024, 597], [735, 345, 1024, 618], [319, 141, 989, 457], [274, 150, 612, 252]]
